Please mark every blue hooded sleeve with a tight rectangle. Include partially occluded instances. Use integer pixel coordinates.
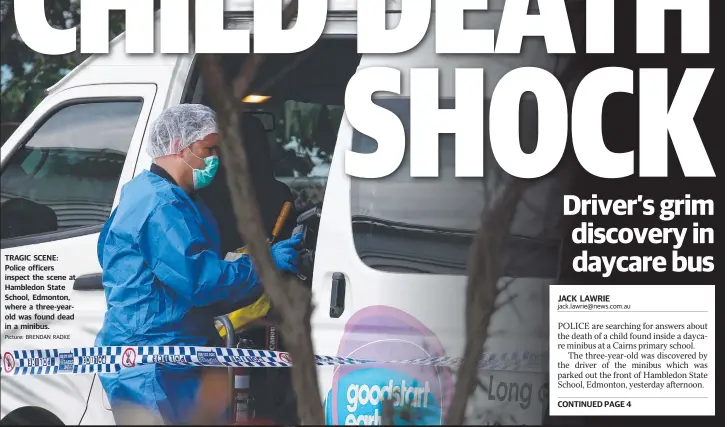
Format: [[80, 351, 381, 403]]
[[137, 200, 260, 307]]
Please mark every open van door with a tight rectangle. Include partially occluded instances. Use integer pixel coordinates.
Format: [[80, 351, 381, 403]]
[[311, 8, 569, 425], [0, 84, 157, 425]]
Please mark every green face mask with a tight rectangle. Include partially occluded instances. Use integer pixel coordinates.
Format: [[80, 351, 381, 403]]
[[183, 149, 219, 190]]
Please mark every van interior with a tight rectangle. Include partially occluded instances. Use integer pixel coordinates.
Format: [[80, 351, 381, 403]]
[[184, 36, 362, 424], [181, 33, 564, 422], [189, 37, 361, 254]]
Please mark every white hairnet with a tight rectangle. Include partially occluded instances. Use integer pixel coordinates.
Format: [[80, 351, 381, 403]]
[[146, 104, 218, 158]]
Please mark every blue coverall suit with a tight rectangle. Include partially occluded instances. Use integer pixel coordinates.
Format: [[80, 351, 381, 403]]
[[96, 164, 261, 424]]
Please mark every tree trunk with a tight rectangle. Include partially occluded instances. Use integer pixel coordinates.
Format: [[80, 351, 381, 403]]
[[444, 179, 530, 425], [194, 1, 323, 424]]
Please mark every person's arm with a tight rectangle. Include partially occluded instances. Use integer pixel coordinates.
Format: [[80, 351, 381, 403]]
[[137, 201, 260, 307]]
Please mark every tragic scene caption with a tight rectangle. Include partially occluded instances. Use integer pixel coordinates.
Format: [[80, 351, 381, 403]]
[[3, 255, 74, 341]]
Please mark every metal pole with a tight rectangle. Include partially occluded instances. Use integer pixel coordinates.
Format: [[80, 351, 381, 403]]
[[382, 399, 394, 425], [215, 315, 236, 423]]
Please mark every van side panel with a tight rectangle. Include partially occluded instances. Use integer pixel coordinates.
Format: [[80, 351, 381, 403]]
[[314, 9, 569, 425], [0, 84, 159, 425]]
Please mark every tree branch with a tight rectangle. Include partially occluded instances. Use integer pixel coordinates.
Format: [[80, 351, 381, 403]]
[[0, 0, 16, 57], [444, 178, 531, 425], [196, 0, 323, 424]]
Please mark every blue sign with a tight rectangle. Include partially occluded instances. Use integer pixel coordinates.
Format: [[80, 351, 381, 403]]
[[326, 367, 442, 425], [196, 351, 218, 366], [58, 353, 74, 373], [324, 306, 454, 425]]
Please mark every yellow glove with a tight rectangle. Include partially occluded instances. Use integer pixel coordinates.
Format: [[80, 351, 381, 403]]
[[216, 201, 294, 339]]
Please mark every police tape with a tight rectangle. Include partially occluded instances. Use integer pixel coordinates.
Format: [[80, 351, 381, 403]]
[[2, 346, 546, 377]]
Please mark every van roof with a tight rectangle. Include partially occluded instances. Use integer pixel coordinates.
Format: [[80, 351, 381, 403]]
[[225, 0, 405, 12], [48, 2, 383, 94], [225, 0, 514, 11], [48, 0, 522, 94]]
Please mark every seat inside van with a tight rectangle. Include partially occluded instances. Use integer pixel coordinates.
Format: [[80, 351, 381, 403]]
[[197, 113, 296, 254]]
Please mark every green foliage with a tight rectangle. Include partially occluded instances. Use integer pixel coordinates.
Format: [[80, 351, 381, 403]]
[[285, 101, 340, 158], [0, 0, 132, 134], [272, 100, 343, 179]]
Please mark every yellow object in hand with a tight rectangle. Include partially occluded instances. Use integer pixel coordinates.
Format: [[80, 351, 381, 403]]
[[216, 292, 271, 339], [215, 201, 294, 339]]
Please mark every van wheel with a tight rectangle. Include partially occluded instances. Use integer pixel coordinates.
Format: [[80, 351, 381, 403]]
[[0, 407, 64, 426]]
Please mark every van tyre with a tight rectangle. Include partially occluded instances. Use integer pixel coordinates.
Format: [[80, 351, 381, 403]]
[[0, 407, 64, 426]]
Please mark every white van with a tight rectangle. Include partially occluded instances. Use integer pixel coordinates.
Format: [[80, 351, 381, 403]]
[[1, 1, 573, 424]]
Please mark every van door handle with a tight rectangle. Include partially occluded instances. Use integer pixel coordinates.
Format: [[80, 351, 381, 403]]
[[329, 272, 346, 318], [73, 273, 103, 291]]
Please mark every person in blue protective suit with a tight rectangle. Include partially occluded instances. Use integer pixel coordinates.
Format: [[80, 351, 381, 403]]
[[95, 104, 303, 425]]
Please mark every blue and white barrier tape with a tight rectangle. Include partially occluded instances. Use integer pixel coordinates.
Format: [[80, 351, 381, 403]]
[[2, 346, 545, 377]]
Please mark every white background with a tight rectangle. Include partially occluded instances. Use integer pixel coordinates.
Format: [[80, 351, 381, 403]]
[[549, 284, 715, 416]]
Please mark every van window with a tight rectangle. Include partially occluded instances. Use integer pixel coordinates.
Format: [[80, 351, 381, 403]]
[[350, 98, 563, 276], [194, 37, 360, 215], [0, 101, 142, 241], [347, 16, 567, 276], [274, 100, 344, 211]]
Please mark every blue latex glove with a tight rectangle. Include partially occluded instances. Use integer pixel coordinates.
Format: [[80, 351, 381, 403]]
[[270, 233, 303, 273]]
